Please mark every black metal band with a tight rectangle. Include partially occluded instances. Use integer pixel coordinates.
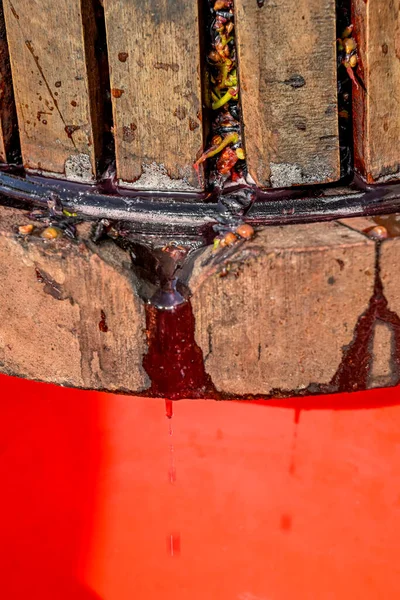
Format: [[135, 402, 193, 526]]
[[1, 168, 400, 239]]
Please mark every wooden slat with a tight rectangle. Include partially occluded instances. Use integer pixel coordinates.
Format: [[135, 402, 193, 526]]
[[235, 0, 340, 188], [4, 203, 400, 396], [0, 0, 17, 163], [104, 0, 204, 191], [0, 205, 149, 392], [3, 0, 101, 180], [353, 0, 400, 183], [190, 222, 374, 396]]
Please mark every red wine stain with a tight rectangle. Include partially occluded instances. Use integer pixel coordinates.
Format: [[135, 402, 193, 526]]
[[141, 240, 400, 403], [111, 88, 124, 98], [143, 300, 215, 399], [64, 124, 80, 139], [35, 267, 44, 283], [98, 310, 108, 332], [118, 52, 129, 62], [242, 245, 400, 406], [327, 242, 400, 393]]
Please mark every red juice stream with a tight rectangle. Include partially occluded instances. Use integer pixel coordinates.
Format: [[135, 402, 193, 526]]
[[143, 301, 214, 399], [166, 400, 176, 484], [288, 408, 301, 476], [165, 399, 180, 556]]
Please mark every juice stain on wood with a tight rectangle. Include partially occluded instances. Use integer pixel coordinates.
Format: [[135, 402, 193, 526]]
[[142, 239, 400, 400], [326, 243, 400, 392], [143, 301, 215, 399]]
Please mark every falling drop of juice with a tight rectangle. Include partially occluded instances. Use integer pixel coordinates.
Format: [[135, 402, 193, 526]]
[[167, 533, 181, 557], [289, 407, 300, 475], [165, 399, 176, 482], [165, 399, 173, 419], [168, 465, 177, 484]]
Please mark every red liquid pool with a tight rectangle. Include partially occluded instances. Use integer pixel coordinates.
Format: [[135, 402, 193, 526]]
[[1, 372, 400, 599]]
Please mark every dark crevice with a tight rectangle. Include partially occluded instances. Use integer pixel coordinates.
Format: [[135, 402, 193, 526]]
[[197, 0, 253, 215], [0, 0, 21, 164], [82, 0, 114, 178], [93, 0, 115, 176], [336, 0, 354, 181]]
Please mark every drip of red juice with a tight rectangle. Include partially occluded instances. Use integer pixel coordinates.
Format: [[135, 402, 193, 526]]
[[165, 399, 173, 419], [166, 533, 181, 557], [143, 301, 214, 399]]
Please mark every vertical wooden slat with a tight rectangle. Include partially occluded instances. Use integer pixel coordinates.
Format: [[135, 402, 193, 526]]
[[3, 0, 101, 181], [235, 0, 340, 188], [104, 0, 204, 191], [0, 0, 18, 163], [353, 0, 400, 183]]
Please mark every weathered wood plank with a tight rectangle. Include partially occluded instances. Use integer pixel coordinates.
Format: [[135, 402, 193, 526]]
[[333, 215, 400, 389], [368, 322, 394, 389], [235, 0, 340, 188], [353, 0, 400, 182], [104, 0, 204, 191], [380, 225, 400, 319], [4, 204, 400, 396], [0, 0, 18, 163], [0, 205, 149, 392], [189, 222, 374, 396], [3, 0, 102, 180]]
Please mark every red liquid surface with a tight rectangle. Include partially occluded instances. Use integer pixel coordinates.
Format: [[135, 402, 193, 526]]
[[1, 372, 400, 599]]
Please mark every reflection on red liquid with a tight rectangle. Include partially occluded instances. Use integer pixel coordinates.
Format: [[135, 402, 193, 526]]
[[1, 373, 400, 599], [166, 533, 181, 558]]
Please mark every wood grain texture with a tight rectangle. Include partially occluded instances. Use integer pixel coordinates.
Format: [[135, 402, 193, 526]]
[[353, 0, 400, 182], [4, 204, 400, 395], [104, 0, 204, 190], [0, 0, 18, 163], [324, 216, 400, 390], [235, 0, 340, 188], [189, 222, 374, 396], [0, 205, 149, 392], [368, 322, 394, 389], [3, 0, 101, 180], [380, 237, 400, 317]]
